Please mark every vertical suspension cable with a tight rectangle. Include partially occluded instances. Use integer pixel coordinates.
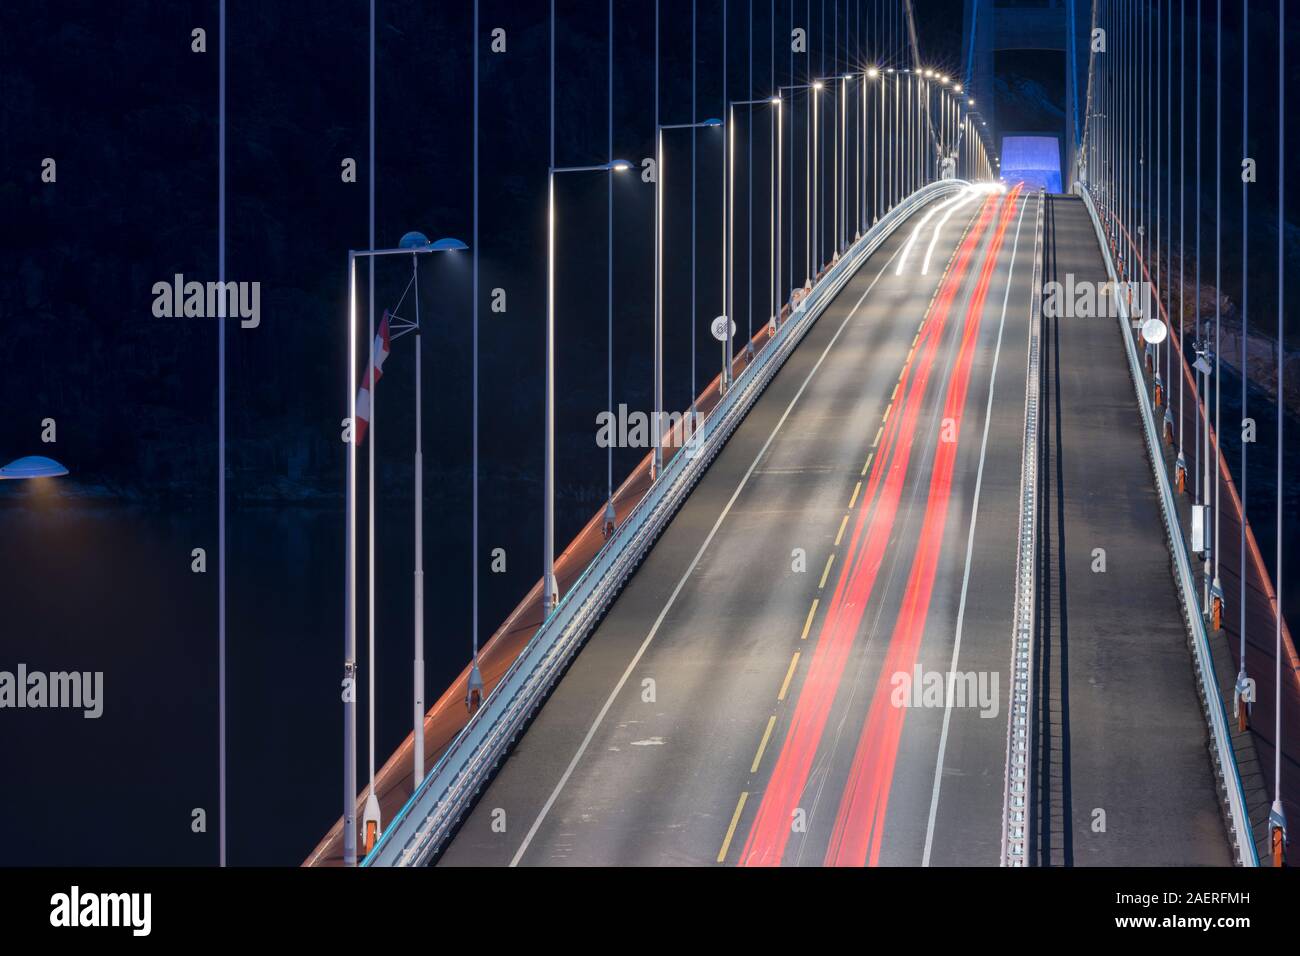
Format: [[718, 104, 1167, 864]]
[[607, 0, 613, 505], [1170, 0, 1180, 437], [471, 0, 480, 682], [1198, 0, 1209, 607], [1178, 0, 1185, 473], [692, 0, 697, 411], [1271, 0, 1287, 866], [1195, 0, 1202, 516], [1238, 0, 1250, 722], [366, 0, 377, 825], [1156, 0, 1163, 405], [723, 0, 729, 376], [217, 0, 226, 868], [1213, 0, 1222, 607]]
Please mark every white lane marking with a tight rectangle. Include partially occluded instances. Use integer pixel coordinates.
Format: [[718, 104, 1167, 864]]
[[894, 188, 971, 276], [509, 231, 912, 867], [921, 195, 1029, 867], [921, 190, 979, 275]]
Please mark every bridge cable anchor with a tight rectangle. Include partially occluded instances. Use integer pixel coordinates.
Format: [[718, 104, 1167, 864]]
[[1269, 800, 1288, 868], [1233, 667, 1252, 733], [1209, 577, 1224, 632], [601, 499, 617, 540], [466, 660, 485, 713], [362, 791, 382, 857]]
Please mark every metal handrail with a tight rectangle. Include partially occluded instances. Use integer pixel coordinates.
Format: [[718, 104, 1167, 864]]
[[1000, 189, 1045, 866]]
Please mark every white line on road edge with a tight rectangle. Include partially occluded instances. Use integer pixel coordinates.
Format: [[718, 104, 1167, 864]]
[[895, 188, 973, 276], [921, 189, 980, 275], [921, 194, 1030, 866], [509, 236, 910, 867]]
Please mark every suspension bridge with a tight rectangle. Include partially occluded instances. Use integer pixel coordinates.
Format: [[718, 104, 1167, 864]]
[[293, 0, 1294, 868]]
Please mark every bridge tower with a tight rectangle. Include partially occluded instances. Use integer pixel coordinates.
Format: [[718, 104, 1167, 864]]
[[961, 0, 1090, 189]]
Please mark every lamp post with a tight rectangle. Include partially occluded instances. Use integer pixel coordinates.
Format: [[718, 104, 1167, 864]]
[[654, 119, 722, 479], [837, 74, 848, 260], [343, 233, 466, 867], [0, 456, 69, 479], [726, 98, 780, 391], [544, 160, 632, 612], [778, 82, 823, 292], [395, 232, 468, 791], [771, 95, 782, 337]]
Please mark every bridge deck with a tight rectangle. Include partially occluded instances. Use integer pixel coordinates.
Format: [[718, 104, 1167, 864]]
[[1033, 195, 1231, 865], [439, 187, 1041, 866]]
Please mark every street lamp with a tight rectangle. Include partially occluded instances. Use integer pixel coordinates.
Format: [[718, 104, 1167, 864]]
[[343, 232, 466, 867], [654, 119, 722, 480], [393, 231, 467, 795], [544, 159, 631, 613], [0, 456, 68, 479], [778, 83, 823, 292], [726, 97, 780, 390], [770, 96, 783, 339]]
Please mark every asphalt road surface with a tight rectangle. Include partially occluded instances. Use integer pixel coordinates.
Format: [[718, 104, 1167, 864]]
[[1033, 195, 1231, 866], [440, 185, 1041, 866]]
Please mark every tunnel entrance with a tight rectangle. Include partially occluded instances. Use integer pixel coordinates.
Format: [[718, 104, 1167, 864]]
[[1000, 135, 1063, 192]]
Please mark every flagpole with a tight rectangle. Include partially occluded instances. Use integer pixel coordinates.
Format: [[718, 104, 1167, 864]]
[[412, 253, 425, 788]]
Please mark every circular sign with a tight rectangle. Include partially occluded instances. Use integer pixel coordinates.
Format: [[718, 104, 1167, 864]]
[[1140, 317, 1168, 345], [710, 315, 737, 342]]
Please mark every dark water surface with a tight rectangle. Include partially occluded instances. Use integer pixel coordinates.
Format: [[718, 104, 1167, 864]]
[[0, 477, 572, 866]]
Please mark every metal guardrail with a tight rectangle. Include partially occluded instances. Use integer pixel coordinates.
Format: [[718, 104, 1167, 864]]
[[365, 178, 971, 867], [1074, 184, 1259, 866], [999, 189, 1045, 867]]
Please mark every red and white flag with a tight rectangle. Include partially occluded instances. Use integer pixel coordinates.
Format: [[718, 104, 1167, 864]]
[[354, 311, 391, 446]]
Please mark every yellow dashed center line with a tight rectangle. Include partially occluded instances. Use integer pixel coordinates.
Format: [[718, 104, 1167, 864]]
[[724, 216, 976, 868], [777, 652, 802, 701], [799, 598, 820, 640], [750, 716, 778, 773], [818, 553, 836, 588], [718, 792, 749, 863]]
